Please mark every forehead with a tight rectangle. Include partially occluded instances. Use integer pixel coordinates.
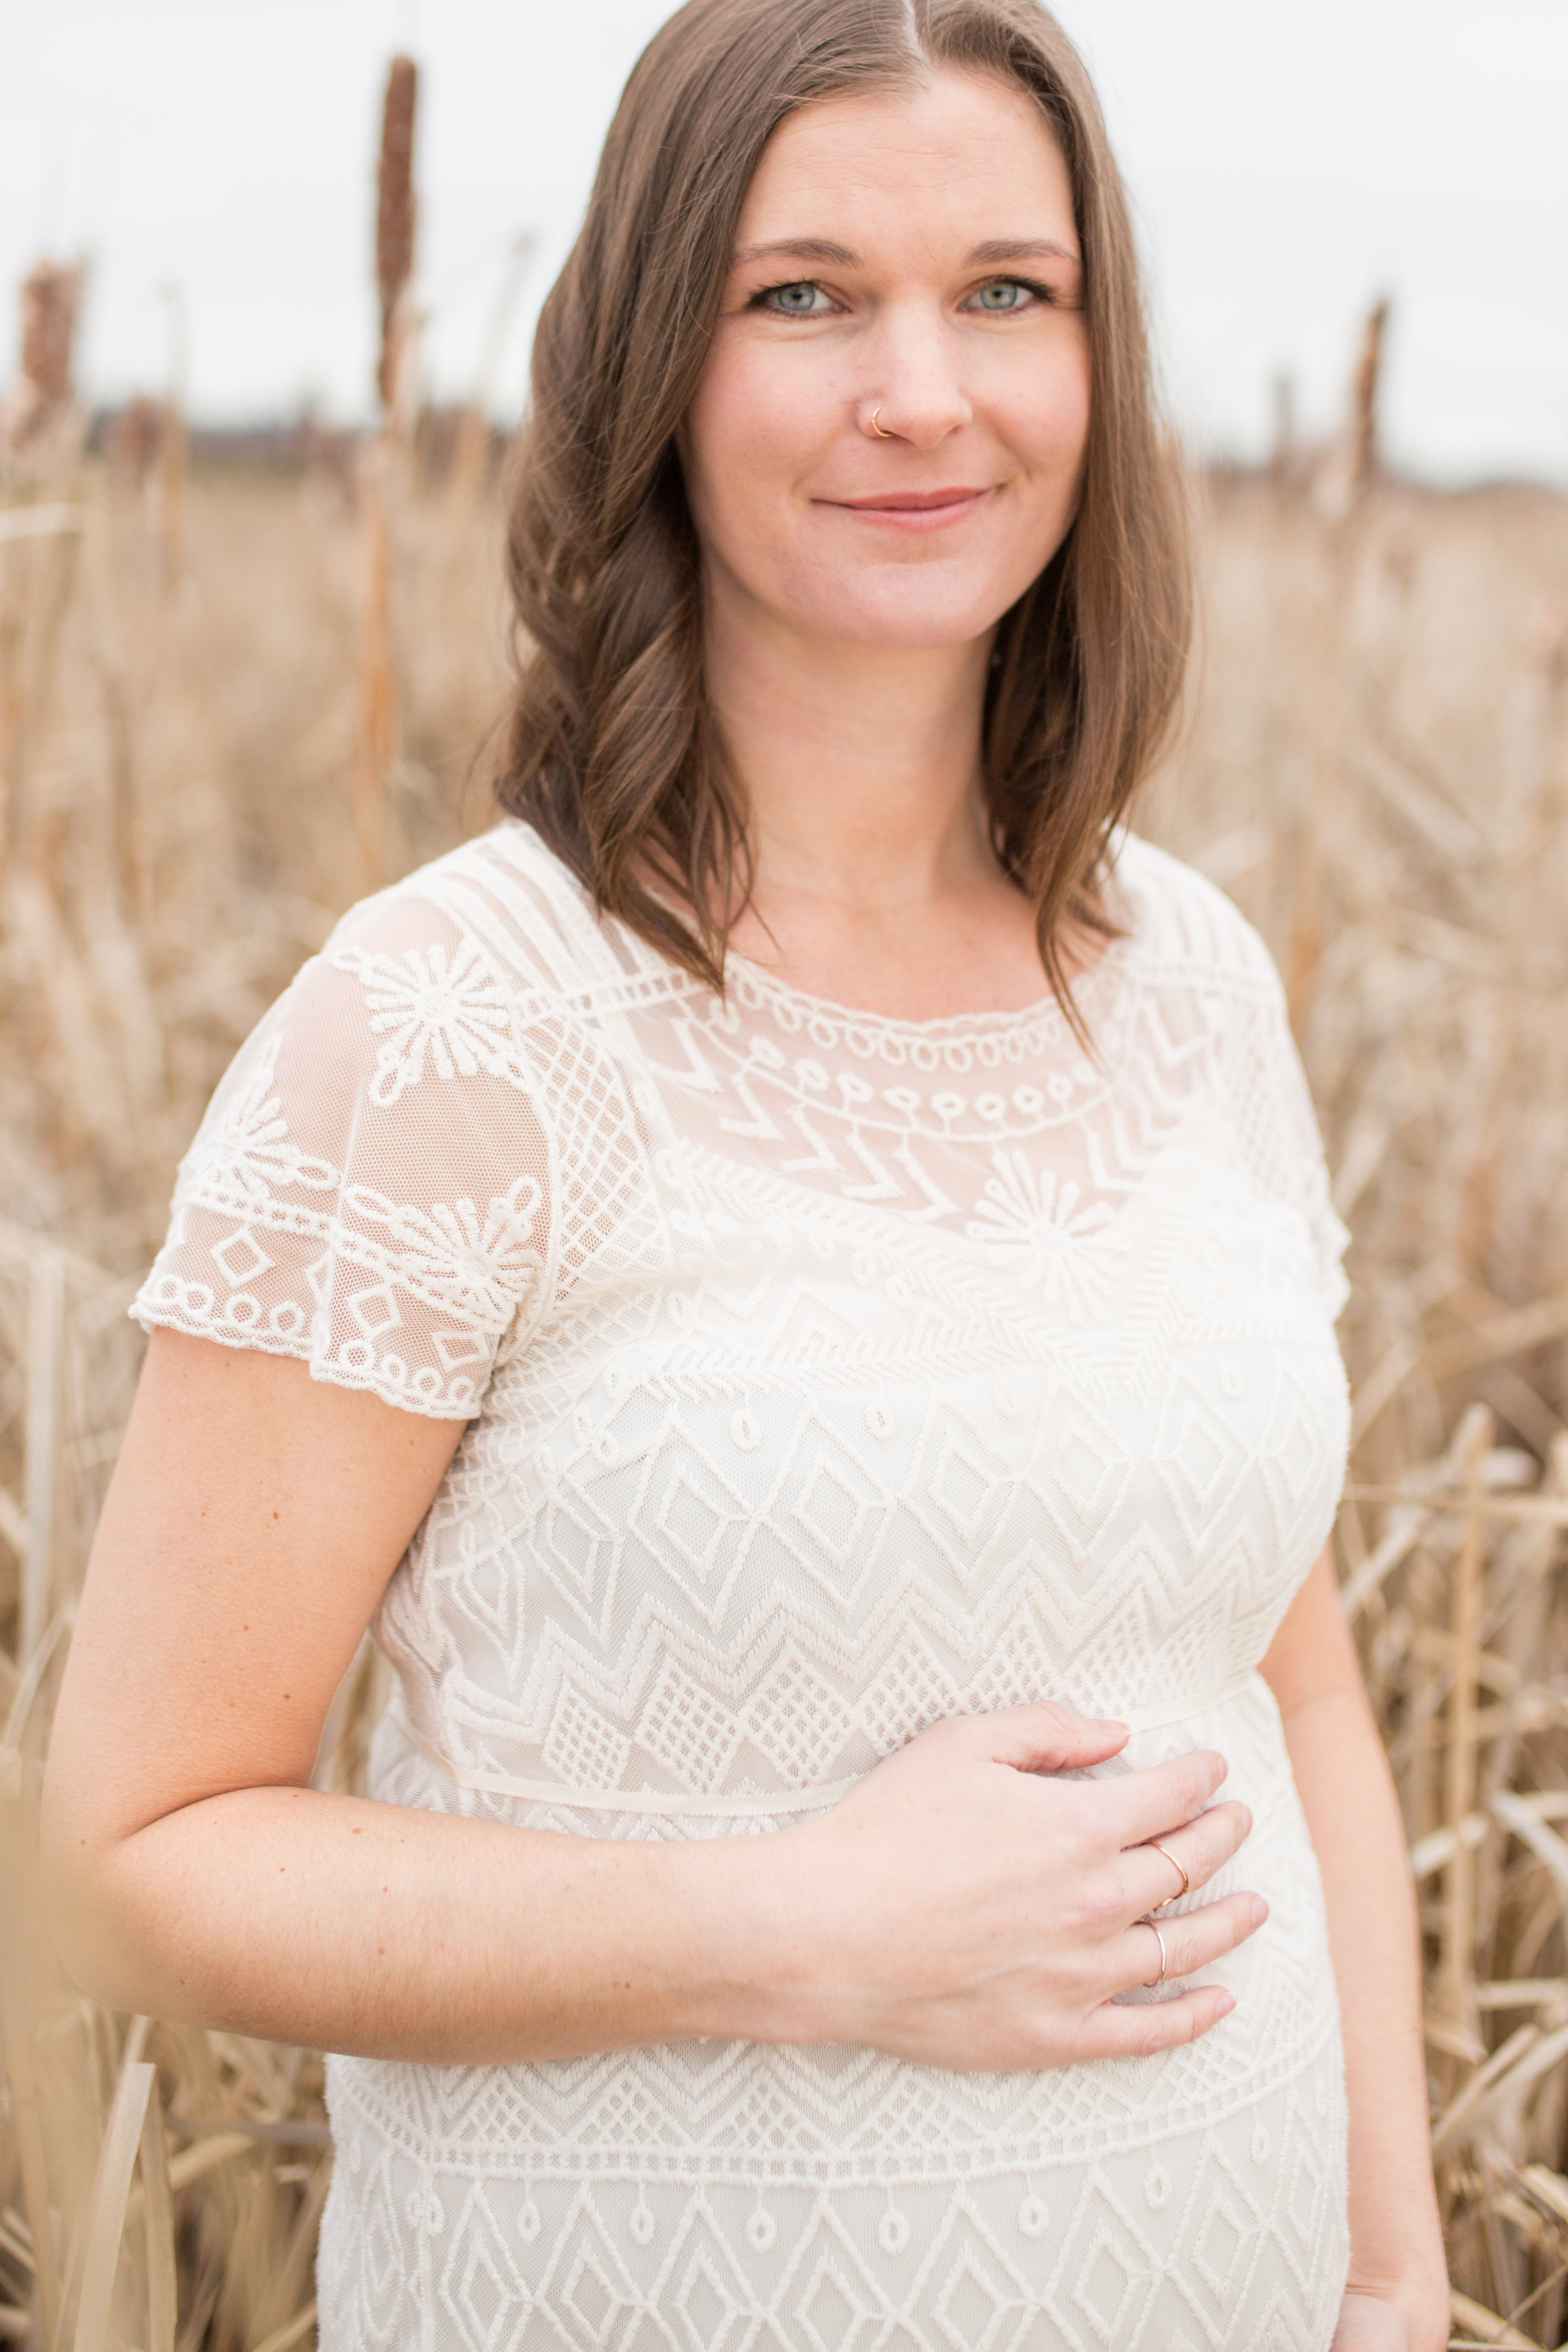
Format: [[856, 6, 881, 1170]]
[[737, 68, 1074, 243]]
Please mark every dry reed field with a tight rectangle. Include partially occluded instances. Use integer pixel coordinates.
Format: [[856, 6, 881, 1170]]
[[3, 248, 1568, 2352]]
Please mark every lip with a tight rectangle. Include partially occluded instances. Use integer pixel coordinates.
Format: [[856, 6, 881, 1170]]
[[818, 485, 993, 532]]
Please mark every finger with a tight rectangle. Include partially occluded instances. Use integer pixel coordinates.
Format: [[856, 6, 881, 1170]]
[[1073, 1983, 1237, 2062], [1118, 1801, 1252, 1919], [1100, 1748, 1230, 1845], [970, 1702, 1131, 1776], [1110, 1892, 1266, 1993]]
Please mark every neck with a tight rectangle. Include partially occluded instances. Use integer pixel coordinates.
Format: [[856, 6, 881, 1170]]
[[702, 570, 999, 921]]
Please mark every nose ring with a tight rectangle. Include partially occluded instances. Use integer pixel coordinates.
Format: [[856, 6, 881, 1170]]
[[870, 406, 892, 438]]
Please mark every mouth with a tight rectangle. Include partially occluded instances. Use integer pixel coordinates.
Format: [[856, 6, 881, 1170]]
[[819, 485, 993, 531]]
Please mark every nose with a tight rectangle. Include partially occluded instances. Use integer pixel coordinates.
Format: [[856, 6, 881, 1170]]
[[857, 302, 973, 449]]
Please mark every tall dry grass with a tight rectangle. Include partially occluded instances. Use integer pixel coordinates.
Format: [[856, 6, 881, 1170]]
[[356, 53, 422, 895], [2, 417, 1568, 2344]]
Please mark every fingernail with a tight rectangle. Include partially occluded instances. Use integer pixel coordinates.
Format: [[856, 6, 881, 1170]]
[[1239, 1806, 1253, 1835], [1249, 1895, 1268, 1929], [1214, 1991, 1236, 2018]]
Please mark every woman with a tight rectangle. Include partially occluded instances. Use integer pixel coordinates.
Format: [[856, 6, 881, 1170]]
[[42, 1, 1447, 2345]]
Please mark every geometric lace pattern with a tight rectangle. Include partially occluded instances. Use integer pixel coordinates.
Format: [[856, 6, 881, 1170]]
[[135, 822, 1353, 2349]]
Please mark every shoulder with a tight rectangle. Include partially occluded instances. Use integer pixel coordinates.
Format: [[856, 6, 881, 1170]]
[[1108, 836, 1348, 1314], [211, 823, 617, 1130], [1109, 830, 1282, 999], [314, 820, 629, 1003], [259, 821, 676, 1131]]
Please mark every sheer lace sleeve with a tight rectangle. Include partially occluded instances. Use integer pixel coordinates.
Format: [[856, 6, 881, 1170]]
[[1229, 932, 1350, 1322], [1118, 837, 1349, 1322], [1265, 995, 1350, 1320], [132, 887, 555, 1418]]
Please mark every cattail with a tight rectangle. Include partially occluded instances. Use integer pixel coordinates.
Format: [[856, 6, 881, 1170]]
[[1349, 295, 1390, 494], [375, 56, 418, 415], [20, 261, 83, 420], [1, 258, 85, 455], [358, 55, 419, 890]]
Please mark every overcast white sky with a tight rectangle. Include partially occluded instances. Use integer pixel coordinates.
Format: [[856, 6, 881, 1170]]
[[4, 0, 1565, 481]]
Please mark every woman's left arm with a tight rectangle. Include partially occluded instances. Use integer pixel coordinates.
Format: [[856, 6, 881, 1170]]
[[1259, 1550, 1449, 2352]]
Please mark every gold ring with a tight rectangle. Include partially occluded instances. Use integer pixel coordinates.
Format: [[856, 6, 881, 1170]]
[[1143, 1918, 1168, 1988], [870, 406, 891, 437], [1145, 1837, 1190, 1908]]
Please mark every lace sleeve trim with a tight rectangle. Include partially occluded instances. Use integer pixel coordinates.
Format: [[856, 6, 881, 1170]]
[[129, 1278, 491, 1419]]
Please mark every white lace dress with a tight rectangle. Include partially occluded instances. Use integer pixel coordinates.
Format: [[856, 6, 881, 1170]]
[[135, 820, 1353, 2352]]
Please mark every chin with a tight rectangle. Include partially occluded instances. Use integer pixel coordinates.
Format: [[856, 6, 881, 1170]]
[[777, 573, 1024, 653], [803, 601, 1017, 654]]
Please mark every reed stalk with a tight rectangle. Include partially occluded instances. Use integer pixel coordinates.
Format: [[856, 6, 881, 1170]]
[[158, 286, 189, 601], [2, 260, 89, 886], [0, 1939, 61, 2347], [374, 60, 418, 431], [353, 432, 395, 892], [1351, 295, 1392, 500], [354, 55, 420, 895], [1444, 1407, 1494, 2047], [20, 1249, 63, 1670]]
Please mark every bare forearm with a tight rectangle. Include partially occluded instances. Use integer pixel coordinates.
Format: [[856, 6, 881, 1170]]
[[56, 1786, 803, 2065], [49, 1707, 1266, 2079], [1282, 1688, 1446, 2319]]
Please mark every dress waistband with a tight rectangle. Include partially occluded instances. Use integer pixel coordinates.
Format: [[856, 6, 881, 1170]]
[[398, 1670, 1259, 1821]]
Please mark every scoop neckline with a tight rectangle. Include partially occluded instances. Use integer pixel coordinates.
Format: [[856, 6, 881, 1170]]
[[718, 940, 1126, 1036], [719, 863, 1139, 1037], [505, 815, 1142, 1037]]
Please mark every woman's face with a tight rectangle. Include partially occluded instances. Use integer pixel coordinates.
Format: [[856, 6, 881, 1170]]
[[682, 67, 1091, 656]]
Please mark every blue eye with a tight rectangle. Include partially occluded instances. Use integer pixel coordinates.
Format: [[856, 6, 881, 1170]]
[[973, 280, 1030, 312], [758, 281, 832, 315]]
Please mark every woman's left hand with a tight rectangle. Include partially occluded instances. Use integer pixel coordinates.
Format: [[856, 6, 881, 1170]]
[[1331, 2283, 1449, 2351]]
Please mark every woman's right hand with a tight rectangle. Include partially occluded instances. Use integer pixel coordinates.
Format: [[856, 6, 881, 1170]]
[[758, 1701, 1264, 2071]]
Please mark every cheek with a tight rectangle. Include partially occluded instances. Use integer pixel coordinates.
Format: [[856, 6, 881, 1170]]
[[682, 346, 827, 554], [1008, 332, 1092, 485]]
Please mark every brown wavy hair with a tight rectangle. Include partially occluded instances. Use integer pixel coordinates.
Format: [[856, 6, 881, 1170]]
[[495, 0, 1191, 1006]]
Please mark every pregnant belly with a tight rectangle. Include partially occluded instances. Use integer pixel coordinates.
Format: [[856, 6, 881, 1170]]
[[366, 1674, 1337, 2139], [324, 1688, 1348, 2351], [327, 1943, 1343, 2352]]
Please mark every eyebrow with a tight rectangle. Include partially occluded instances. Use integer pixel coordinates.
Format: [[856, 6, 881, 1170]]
[[731, 238, 861, 268], [966, 238, 1080, 268], [730, 235, 1081, 270]]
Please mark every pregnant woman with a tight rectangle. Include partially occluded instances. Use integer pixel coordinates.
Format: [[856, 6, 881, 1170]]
[[43, 1, 1446, 2344]]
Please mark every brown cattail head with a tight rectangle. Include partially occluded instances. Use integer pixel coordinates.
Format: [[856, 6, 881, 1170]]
[[21, 260, 83, 413], [1350, 295, 1391, 493], [376, 56, 418, 411], [1, 258, 85, 453]]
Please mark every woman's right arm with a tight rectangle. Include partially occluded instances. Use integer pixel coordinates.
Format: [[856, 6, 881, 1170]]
[[40, 1328, 1263, 2070]]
